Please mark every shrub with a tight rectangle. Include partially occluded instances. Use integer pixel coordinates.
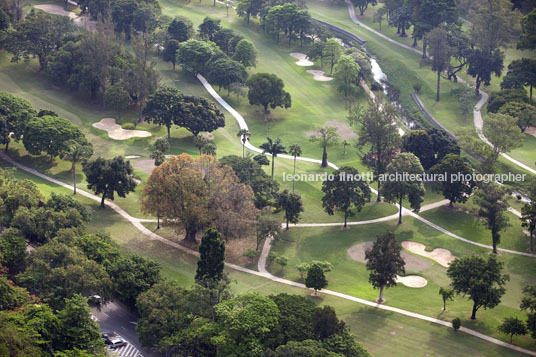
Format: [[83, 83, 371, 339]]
[[122, 123, 136, 130], [413, 83, 422, 93], [243, 249, 259, 264], [267, 252, 276, 267], [452, 317, 461, 331]]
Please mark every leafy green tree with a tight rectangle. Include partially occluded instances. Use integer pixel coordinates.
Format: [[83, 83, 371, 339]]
[[108, 255, 161, 309], [63, 139, 93, 195], [351, 0, 377, 15], [236, 0, 263, 24], [474, 183, 510, 254], [143, 86, 184, 139], [428, 27, 453, 102], [333, 55, 361, 98], [246, 73, 291, 114], [255, 215, 281, 250], [276, 189, 304, 230], [439, 287, 455, 311], [351, 98, 401, 199], [521, 181, 536, 252], [237, 129, 251, 157], [402, 130, 434, 169], [44, 193, 91, 222], [214, 293, 280, 356], [321, 166, 371, 228], [0, 91, 36, 151], [288, 144, 302, 192], [18, 241, 112, 310], [521, 284, 536, 338], [198, 17, 221, 41], [381, 153, 425, 224], [207, 58, 248, 95], [323, 38, 342, 75], [0, 170, 42, 226], [466, 49, 504, 96], [365, 231, 405, 303], [176, 39, 214, 75], [154, 137, 170, 153], [232, 39, 257, 67], [180, 95, 226, 136], [429, 154, 473, 207], [83, 156, 137, 208], [499, 102, 536, 132], [163, 39, 181, 70], [0, 311, 45, 356], [0, 228, 25, 271], [518, 9, 536, 50], [195, 228, 226, 286], [501, 58, 536, 102], [5, 11, 75, 70], [450, 86, 475, 120], [305, 263, 328, 296], [23, 116, 85, 161], [71, 232, 120, 267], [260, 137, 287, 179], [483, 113, 524, 170], [56, 294, 104, 353], [488, 88, 529, 113], [373, 6, 387, 31], [104, 85, 130, 119], [213, 28, 236, 55], [309, 126, 340, 168], [447, 254, 509, 319], [307, 42, 325, 66], [411, 0, 458, 55], [498, 317, 527, 343], [168, 16, 193, 42]]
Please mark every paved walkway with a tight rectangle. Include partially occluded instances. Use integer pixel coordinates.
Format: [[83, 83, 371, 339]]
[[343, 0, 536, 176]]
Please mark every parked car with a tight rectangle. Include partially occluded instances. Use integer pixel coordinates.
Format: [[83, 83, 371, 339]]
[[101, 332, 127, 349]]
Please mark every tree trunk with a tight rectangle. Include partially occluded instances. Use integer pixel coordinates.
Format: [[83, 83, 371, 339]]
[[72, 164, 77, 195], [422, 37, 427, 59], [398, 196, 403, 224], [377, 180, 381, 202], [530, 230, 534, 252], [157, 215, 160, 229], [5, 142, 8, 152], [138, 101, 143, 123], [167, 126, 171, 140], [436, 70, 441, 102], [292, 157, 297, 193], [173, 62, 176, 70], [184, 227, 197, 242], [286, 218, 289, 230], [100, 193, 106, 208], [271, 155, 275, 179], [344, 211, 348, 228], [242, 143, 245, 158], [492, 232, 498, 254], [443, 299, 446, 311], [471, 303, 478, 319], [378, 286, 384, 303], [321, 145, 328, 168]]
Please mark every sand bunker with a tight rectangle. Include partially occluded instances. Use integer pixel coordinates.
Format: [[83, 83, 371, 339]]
[[307, 121, 356, 140], [125, 155, 141, 159], [307, 70, 333, 81], [347, 241, 432, 271], [35, 4, 78, 19], [401, 241, 455, 267], [93, 118, 151, 140], [290, 53, 314, 66], [395, 275, 428, 288]]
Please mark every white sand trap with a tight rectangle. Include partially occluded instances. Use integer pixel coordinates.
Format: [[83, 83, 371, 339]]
[[34, 4, 78, 19], [395, 275, 428, 288], [307, 70, 333, 81], [93, 118, 151, 140], [290, 53, 314, 66], [125, 155, 141, 159], [402, 241, 455, 267]]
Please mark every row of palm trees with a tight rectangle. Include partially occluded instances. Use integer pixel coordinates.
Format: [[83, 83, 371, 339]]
[[237, 129, 302, 192]]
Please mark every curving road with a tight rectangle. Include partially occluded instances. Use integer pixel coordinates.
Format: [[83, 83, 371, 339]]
[[343, 0, 536, 176]]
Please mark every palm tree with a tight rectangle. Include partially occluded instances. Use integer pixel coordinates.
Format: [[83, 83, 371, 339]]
[[201, 142, 217, 156], [63, 140, 93, 195], [288, 144, 302, 192], [260, 137, 287, 179], [237, 129, 251, 157]]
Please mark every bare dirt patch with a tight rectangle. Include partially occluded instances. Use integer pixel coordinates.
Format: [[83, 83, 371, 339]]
[[346, 241, 432, 271], [526, 127, 536, 138], [401, 241, 455, 267], [34, 4, 78, 19], [306, 70, 333, 81], [131, 159, 155, 175], [93, 118, 152, 140], [290, 53, 314, 66]]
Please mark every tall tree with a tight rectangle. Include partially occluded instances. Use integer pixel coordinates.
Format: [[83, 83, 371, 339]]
[[501, 58, 536, 103], [321, 166, 371, 228], [411, 0, 458, 55], [521, 284, 536, 338], [260, 137, 287, 179], [276, 189, 304, 230], [381, 153, 425, 224], [63, 139, 94, 195], [246, 73, 291, 114], [288, 144, 302, 192], [402, 130, 434, 169], [195, 228, 226, 286], [482, 113, 524, 170], [198, 17, 221, 41], [351, 98, 401, 199], [0, 91, 37, 151], [143, 86, 185, 140], [305, 263, 328, 296], [499, 102, 536, 132], [351, 0, 377, 15], [309, 126, 340, 168], [168, 16, 193, 42], [521, 181, 536, 252], [232, 39, 257, 67], [474, 183, 510, 254], [429, 154, 474, 207], [176, 39, 214, 75], [498, 317, 527, 343], [333, 55, 361, 98], [207, 58, 248, 95], [365, 231, 405, 303], [518, 8, 536, 50], [466, 49, 504, 96], [255, 215, 281, 251], [83, 156, 137, 208], [162, 39, 181, 70], [428, 27, 453, 102], [104, 85, 130, 119], [322, 38, 342, 75], [237, 128, 251, 158], [447, 254, 509, 319]]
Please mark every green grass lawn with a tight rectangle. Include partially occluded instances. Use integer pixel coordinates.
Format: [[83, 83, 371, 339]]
[[269, 216, 536, 350]]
